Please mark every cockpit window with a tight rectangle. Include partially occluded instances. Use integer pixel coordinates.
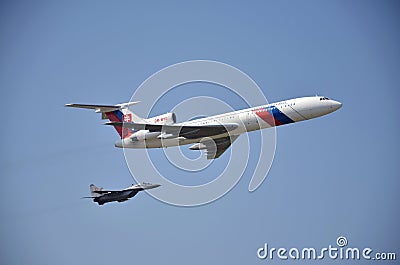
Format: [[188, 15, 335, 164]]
[[320, 97, 330, 100]]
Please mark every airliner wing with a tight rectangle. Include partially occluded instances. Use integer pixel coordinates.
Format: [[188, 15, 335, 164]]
[[190, 135, 240, 159], [202, 135, 240, 159], [106, 122, 238, 139]]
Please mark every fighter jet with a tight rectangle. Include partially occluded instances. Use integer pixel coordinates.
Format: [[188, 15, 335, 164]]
[[83, 182, 161, 205]]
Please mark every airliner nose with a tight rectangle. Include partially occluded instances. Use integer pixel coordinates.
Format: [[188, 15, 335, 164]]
[[331, 100, 342, 111]]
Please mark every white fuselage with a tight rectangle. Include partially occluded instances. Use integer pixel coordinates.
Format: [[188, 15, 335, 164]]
[[115, 96, 342, 148]]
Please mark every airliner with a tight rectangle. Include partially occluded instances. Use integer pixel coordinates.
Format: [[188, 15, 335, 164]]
[[66, 96, 342, 159]]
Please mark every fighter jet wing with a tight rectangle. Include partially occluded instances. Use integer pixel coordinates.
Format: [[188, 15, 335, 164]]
[[91, 190, 129, 195], [192, 135, 240, 159], [128, 190, 139, 197], [105, 122, 238, 139], [91, 190, 113, 194], [117, 190, 139, 202], [90, 189, 139, 196]]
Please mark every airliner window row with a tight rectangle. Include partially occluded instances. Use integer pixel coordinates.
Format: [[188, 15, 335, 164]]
[[254, 103, 296, 112], [283, 102, 295, 107]]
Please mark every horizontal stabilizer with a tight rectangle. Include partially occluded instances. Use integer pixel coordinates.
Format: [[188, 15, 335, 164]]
[[65, 102, 140, 113]]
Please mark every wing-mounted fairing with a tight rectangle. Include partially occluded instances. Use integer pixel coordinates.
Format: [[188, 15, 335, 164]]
[[189, 135, 240, 159]]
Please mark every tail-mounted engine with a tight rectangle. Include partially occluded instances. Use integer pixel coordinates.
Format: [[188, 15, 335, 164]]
[[130, 113, 177, 142], [130, 130, 161, 142], [146, 112, 176, 125]]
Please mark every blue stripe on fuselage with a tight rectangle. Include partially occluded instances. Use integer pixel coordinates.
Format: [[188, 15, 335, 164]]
[[269, 106, 294, 125]]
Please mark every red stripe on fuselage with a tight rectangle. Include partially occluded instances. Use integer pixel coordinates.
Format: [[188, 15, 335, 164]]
[[253, 108, 282, 126], [105, 112, 132, 139]]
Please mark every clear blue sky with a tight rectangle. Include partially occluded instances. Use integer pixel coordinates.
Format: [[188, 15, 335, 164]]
[[1, 1, 399, 264]]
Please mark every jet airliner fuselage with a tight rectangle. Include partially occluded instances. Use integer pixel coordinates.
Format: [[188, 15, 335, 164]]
[[114, 96, 342, 148], [66, 96, 342, 159]]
